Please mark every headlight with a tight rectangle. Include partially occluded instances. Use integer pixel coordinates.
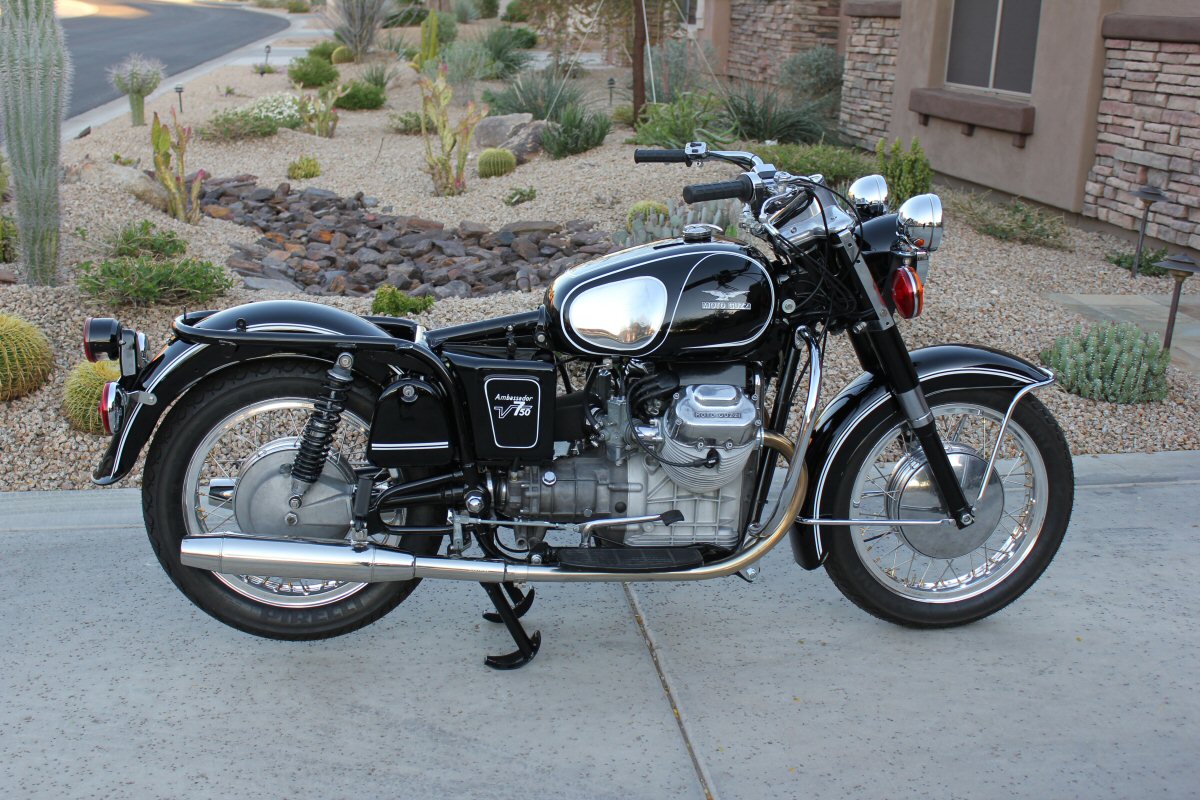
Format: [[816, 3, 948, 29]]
[[897, 193, 943, 251], [848, 174, 889, 217]]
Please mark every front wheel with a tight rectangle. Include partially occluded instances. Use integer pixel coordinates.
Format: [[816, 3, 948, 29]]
[[823, 387, 1073, 627]]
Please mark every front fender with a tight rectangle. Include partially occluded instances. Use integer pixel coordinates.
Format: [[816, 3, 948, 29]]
[[790, 344, 1053, 569], [93, 300, 402, 485]]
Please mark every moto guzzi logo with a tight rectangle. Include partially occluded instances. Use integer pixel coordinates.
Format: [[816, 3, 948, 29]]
[[701, 288, 751, 311], [492, 393, 534, 419]]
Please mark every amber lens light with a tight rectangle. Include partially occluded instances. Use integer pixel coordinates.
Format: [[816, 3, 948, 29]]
[[890, 266, 924, 319]]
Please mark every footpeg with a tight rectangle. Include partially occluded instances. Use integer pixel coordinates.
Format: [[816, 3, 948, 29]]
[[555, 546, 703, 572], [480, 582, 541, 670]]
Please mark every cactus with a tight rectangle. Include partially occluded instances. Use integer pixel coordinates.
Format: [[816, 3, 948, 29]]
[[107, 53, 164, 126], [287, 155, 321, 180], [0, 215, 17, 262], [296, 83, 347, 138], [626, 200, 669, 232], [63, 360, 119, 434], [330, 45, 355, 64], [0, 0, 72, 285], [0, 151, 9, 201], [1040, 322, 1171, 404], [417, 64, 487, 196], [150, 110, 205, 224], [611, 198, 742, 247], [411, 10, 439, 71], [477, 148, 516, 178], [0, 313, 54, 401]]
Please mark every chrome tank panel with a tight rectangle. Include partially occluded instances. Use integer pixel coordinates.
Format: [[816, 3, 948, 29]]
[[545, 239, 774, 359]]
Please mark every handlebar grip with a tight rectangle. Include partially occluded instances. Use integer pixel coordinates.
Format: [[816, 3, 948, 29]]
[[682, 176, 755, 204], [634, 148, 689, 164]]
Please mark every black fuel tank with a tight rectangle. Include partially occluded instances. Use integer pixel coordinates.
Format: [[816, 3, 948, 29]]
[[545, 239, 775, 359]]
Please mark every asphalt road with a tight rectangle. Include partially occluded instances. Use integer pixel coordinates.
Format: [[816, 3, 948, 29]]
[[1, 451, 1198, 799], [61, 1, 288, 119]]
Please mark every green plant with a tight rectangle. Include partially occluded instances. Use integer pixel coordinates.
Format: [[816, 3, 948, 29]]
[[476, 0, 498, 18], [200, 108, 281, 140], [297, 83, 348, 137], [723, 81, 829, 144], [111, 153, 138, 167], [63, 360, 120, 434], [645, 39, 715, 105], [503, 186, 536, 206], [1041, 322, 1170, 403], [432, 40, 491, 102], [288, 55, 340, 87], [107, 53, 164, 127], [1105, 246, 1170, 278], [541, 104, 610, 158], [876, 138, 932, 205], [949, 191, 1070, 250], [287, 0, 310, 12], [110, 220, 186, 258], [335, 80, 387, 110], [384, 0, 427, 27], [417, 65, 487, 196], [77, 256, 233, 307], [360, 61, 398, 89], [479, 26, 532, 79], [507, 25, 536, 48], [388, 110, 425, 134], [611, 104, 634, 127], [501, 0, 529, 22], [150, 111, 204, 224], [254, 63, 278, 75], [411, 10, 439, 71], [0, 314, 54, 401], [453, 0, 478, 23], [611, 197, 740, 248], [371, 284, 435, 315], [287, 155, 321, 179], [331, 45, 355, 64], [308, 40, 340, 62], [481, 67, 583, 121], [0, 215, 17, 262], [632, 93, 735, 149], [0, 152, 8, 200], [780, 46, 842, 117], [240, 92, 304, 127], [478, 147, 517, 177], [755, 143, 874, 189], [330, 0, 387, 60], [626, 200, 668, 231], [0, 0, 70, 285], [434, 10, 458, 44]]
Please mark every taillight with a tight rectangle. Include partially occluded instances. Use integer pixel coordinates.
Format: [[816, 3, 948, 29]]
[[83, 317, 122, 362], [99, 382, 121, 435], [890, 266, 924, 319]]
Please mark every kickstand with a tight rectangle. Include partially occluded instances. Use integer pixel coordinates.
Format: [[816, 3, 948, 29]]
[[483, 582, 535, 622], [480, 582, 541, 670]]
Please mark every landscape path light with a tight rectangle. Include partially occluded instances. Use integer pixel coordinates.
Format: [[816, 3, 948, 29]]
[[174, 84, 183, 113], [607, 77, 615, 106], [1132, 185, 1167, 277], [1154, 252, 1199, 351]]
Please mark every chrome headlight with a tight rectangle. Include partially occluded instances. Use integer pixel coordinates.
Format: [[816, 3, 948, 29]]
[[897, 193, 943, 251], [848, 174, 889, 215]]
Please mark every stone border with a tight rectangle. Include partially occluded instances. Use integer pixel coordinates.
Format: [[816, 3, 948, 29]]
[[1101, 13, 1200, 45], [843, 1, 900, 18]]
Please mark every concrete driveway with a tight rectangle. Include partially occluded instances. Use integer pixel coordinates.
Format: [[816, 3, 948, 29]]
[[1, 452, 1197, 799]]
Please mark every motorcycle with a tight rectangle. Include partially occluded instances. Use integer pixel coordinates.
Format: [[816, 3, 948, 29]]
[[85, 142, 1073, 669]]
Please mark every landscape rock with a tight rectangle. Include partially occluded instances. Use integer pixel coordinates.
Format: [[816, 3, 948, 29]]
[[241, 275, 302, 292], [94, 162, 170, 212], [474, 113, 534, 148], [500, 120, 552, 164]]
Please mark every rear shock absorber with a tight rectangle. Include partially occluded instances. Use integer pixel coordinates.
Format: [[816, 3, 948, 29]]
[[290, 352, 355, 506]]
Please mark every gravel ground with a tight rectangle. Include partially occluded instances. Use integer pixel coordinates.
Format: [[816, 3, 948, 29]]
[[0, 47, 1196, 490]]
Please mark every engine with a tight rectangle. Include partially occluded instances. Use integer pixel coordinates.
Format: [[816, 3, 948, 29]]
[[501, 367, 762, 550]]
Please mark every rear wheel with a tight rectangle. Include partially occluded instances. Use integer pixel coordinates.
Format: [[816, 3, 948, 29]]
[[823, 387, 1073, 627], [143, 360, 444, 640]]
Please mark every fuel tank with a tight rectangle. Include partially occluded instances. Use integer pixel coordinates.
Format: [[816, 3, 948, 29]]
[[545, 238, 775, 359]]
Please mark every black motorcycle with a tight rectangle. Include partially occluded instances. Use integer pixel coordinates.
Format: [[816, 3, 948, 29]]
[[86, 143, 1073, 668]]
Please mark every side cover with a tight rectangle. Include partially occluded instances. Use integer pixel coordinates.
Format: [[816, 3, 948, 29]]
[[367, 378, 454, 466], [444, 351, 556, 462], [790, 344, 1053, 569]]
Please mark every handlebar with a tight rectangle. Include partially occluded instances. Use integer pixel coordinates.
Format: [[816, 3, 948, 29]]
[[682, 175, 756, 204], [634, 148, 690, 164]]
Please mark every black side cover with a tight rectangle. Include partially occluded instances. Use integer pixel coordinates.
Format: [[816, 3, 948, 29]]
[[368, 378, 454, 466], [445, 351, 555, 462]]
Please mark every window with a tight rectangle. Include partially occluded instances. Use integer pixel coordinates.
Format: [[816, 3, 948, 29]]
[[946, 0, 1041, 95]]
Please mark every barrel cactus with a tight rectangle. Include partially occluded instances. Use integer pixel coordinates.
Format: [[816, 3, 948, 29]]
[[0, 314, 54, 401], [626, 200, 669, 232], [478, 147, 516, 178], [63, 360, 119, 433], [613, 198, 741, 247], [1040, 322, 1171, 403], [330, 45, 355, 64]]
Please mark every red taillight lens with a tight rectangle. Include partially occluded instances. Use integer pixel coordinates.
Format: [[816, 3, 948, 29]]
[[890, 266, 924, 319], [83, 317, 122, 362], [99, 382, 119, 435]]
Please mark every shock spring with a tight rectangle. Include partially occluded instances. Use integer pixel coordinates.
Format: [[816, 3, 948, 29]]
[[290, 353, 355, 501]]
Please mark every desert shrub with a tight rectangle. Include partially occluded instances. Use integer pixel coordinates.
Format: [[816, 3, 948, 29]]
[[478, 147, 517, 177], [200, 109, 280, 140], [507, 25, 536, 48], [0, 215, 17, 262], [308, 41, 340, 62], [755, 143, 874, 188], [949, 191, 1070, 250], [723, 81, 829, 144], [110, 220, 187, 259], [63, 361, 120, 434], [360, 61, 399, 89], [627, 200, 668, 231], [287, 155, 321, 179], [329, 0, 387, 60], [541, 104, 611, 158], [476, 0, 498, 18], [611, 104, 634, 127], [289, 55, 340, 87], [335, 80, 387, 110], [1041, 322, 1170, 403], [78, 256, 233, 307], [1105, 246, 1170, 278], [632, 93, 734, 149], [435, 11, 458, 44], [0, 153, 9, 201], [384, 0, 427, 26], [780, 46, 842, 117], [501, 0, 529, 22], [388, 110, 425, 134], [331, 45, 356, 64], [482, 67, 583, 121], [645, 39, 715, 105], [372, 284, 435, 315], [479, 26, 532, 79], [432, 41, 491, 101], [253, 63, 278, 75], [453, 0, 478, 22], [287, 0, 311, 12], [876, 138, 932, 205], [504, 186, 536, 206], [0, 314, 54, 401]]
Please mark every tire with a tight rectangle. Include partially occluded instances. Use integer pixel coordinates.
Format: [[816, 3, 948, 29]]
[[143, 359, 444, 640], [822, 387, 1073, 627]]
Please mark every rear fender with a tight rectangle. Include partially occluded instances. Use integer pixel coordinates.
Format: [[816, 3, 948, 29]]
[[789, 344, 1053, 569], [93, 301, 426, 485]]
